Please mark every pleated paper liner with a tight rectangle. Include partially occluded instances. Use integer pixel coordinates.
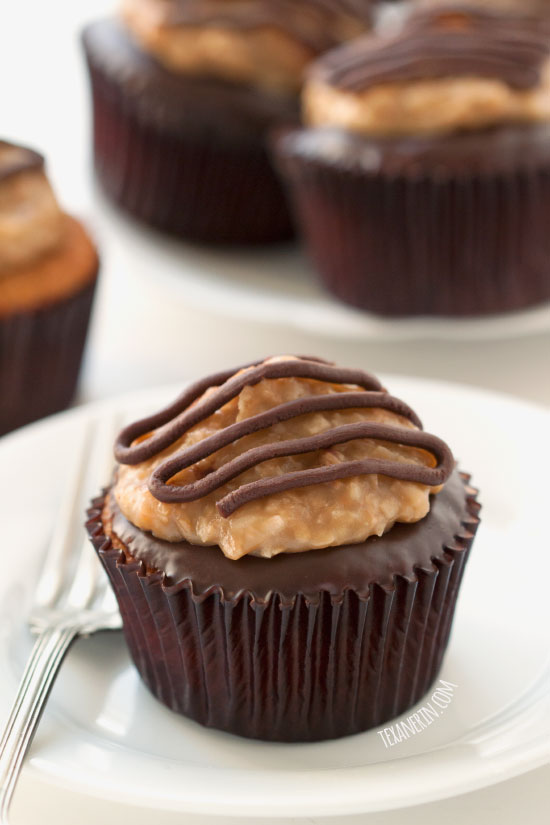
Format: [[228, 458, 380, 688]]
[[0, 277, 97, 436], [86, 473, 480, 742], [82, 20, 296, 245], [276, 128, 550, 317]]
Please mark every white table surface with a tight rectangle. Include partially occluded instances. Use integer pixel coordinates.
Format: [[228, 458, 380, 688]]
[[2, 1, 550, 822]]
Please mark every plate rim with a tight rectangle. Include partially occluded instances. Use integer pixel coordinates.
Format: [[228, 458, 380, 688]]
[[95, 194, 550, 346]]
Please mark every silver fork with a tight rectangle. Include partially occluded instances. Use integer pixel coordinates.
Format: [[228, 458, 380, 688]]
[[0, 414, 122, 824]]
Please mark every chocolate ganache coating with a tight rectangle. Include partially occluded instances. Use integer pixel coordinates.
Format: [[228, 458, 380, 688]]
[[106, 467, 471, 602], [0, 140, 43, 183], [280, 121, 550, 176], [160, 0, 374, 50], [115, 356, 454, 519], [310, 7, 550, 91]]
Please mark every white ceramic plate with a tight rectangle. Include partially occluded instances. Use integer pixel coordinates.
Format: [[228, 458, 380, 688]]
[[95, 193, 550, 345], [1, 377, 550, 818]]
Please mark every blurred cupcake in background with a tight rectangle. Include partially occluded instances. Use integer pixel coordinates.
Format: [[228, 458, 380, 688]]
[[0, 141, 99, 435], [82, 0, 374, 246], [87, 355, 480, 741], [276, 7, 550, 317], [415, 0, 550, 16]]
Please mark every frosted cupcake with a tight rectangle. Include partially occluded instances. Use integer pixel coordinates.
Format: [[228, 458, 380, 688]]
[[0, 140, 98, 435], [416, 0, 550, 15], [276, 7, 550, 316], [82, 1, 373, 245], [87, 355, 480, 741]]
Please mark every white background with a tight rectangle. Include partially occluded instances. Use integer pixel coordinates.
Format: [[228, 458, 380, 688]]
[[1, 1, 550, 822]]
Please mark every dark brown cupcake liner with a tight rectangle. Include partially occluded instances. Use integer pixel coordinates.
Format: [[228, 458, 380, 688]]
[[0, 277, 97, 436], [276, 131, 550, 316], [83, 23, 296, 245], [86, 474, 480, 742]]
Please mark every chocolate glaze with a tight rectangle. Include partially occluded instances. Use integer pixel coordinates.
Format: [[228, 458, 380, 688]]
[[0, 140, 43, 183], [311, 7, 550, 91], [115, 357, 453, 516], [81, 20, 300, 139], [279, 123, 550, 177], [106, 468, 475, 604], [160, 0, 373, 51]]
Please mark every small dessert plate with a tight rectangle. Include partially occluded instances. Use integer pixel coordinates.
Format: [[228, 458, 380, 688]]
[[0, 377, 549, 818], [96, 194, 550, 345]]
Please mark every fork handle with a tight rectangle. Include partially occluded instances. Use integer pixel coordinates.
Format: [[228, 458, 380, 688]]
[[0, 624, 79, 824]]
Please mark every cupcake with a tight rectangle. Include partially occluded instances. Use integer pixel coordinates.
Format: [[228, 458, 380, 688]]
[[276, 7, 550, 316], [82, 1, 374, 246], [0, 140, 99, 435], [87, 355, 480, 742], [416, 0, 550, 15]]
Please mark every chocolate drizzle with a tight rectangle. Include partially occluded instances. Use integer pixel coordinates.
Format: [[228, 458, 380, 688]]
[[158, 0, 373, 51], [0, 140, 43, 183], [311, 8, 550, 91], [115, 357, 454, 517]]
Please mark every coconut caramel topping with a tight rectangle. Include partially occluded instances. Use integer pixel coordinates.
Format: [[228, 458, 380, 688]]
[[113, 357, 454, 560], [0, 141, 65, 275], [120, 0, 373, 92], [305, 7, 550, 136]]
